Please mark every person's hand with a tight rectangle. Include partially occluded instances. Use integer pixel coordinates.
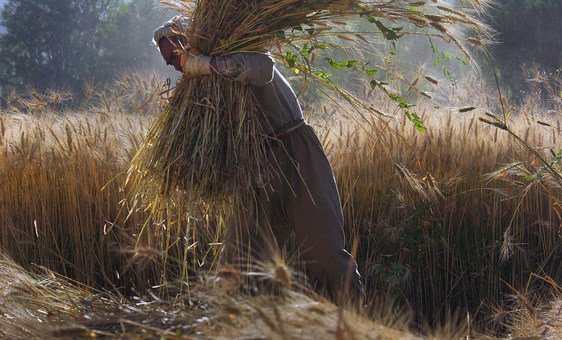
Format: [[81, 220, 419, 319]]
[[177, 47, 199, 68], [180, 47, 212, 79]]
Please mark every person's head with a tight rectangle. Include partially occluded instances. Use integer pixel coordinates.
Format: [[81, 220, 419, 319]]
[[153, 16, 190, 72], [158, 37, 184, 72]]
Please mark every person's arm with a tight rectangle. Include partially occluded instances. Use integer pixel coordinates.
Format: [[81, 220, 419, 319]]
[[182, 51, 275, 87], [211, 53, 275, 87]]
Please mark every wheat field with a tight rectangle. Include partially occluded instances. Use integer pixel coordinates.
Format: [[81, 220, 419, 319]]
[[0, 73, 560, 337]]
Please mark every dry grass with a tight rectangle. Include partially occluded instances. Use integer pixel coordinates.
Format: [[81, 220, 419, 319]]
[[0, 73, 560, 337], [0, 74, 224, 292], [0, 251, 422, 339], [507, 297, 562, 338], [324, 78, 561, 331]]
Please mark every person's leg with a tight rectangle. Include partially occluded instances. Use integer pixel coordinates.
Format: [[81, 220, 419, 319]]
[[282, 125, 364, 304]]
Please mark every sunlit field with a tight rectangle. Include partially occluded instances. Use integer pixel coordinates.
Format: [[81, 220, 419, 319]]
[[0, 74, 560, 338]]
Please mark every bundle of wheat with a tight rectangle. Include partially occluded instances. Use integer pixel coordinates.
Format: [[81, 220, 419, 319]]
[[127, 0, 491, 207]]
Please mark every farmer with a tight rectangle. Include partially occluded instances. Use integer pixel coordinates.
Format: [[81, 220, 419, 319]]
[[153, 16, 364, 305]]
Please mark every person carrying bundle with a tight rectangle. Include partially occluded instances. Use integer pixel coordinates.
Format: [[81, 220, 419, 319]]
[[153, 16, 364, 306]]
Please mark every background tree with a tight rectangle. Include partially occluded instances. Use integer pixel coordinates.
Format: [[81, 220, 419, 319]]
[[96, 0, 164, 83], [0, 0, 164, 95], [488, 0, 561, 97], [0, 0, 115, 91]]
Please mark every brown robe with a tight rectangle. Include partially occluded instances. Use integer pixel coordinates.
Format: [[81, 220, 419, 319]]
[[216, 52, 364, 302]]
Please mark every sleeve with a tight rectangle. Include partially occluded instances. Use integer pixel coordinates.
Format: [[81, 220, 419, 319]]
[[212, 52, 275, 87]]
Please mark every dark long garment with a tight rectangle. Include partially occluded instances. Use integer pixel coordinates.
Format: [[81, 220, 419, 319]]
[[214, 52, 363, 301]]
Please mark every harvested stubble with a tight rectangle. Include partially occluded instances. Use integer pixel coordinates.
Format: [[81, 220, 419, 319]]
[[0, 251, 425, 339], [128, 0, 491, 206]]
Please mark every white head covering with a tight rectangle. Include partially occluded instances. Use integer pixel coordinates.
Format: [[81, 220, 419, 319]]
[[153, 15, 190, 45]]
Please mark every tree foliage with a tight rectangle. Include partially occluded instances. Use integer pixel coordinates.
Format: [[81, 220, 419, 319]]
[[0, 0, 162, 93], [96, 0, 161, 82], [489, 0, 561, 95]]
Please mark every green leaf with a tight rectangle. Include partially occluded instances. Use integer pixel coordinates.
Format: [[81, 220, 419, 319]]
[[315, 71, 333, 79], [285, 51, 297, 68], [366, 68, 378, 76], [370, 79, 425, 131], [405, 111, 426, 132], [325, 57, 342, 70], [390, 41, 398, 55], [343, 60, 358, 67], [367, 16, 404, 41], [300, 43, 311, 56]]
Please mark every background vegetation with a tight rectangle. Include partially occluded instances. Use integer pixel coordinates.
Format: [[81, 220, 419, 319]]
[[485, 0, 561, 98], [0, 0, 166, 93], [1, 0, 561, 98]]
